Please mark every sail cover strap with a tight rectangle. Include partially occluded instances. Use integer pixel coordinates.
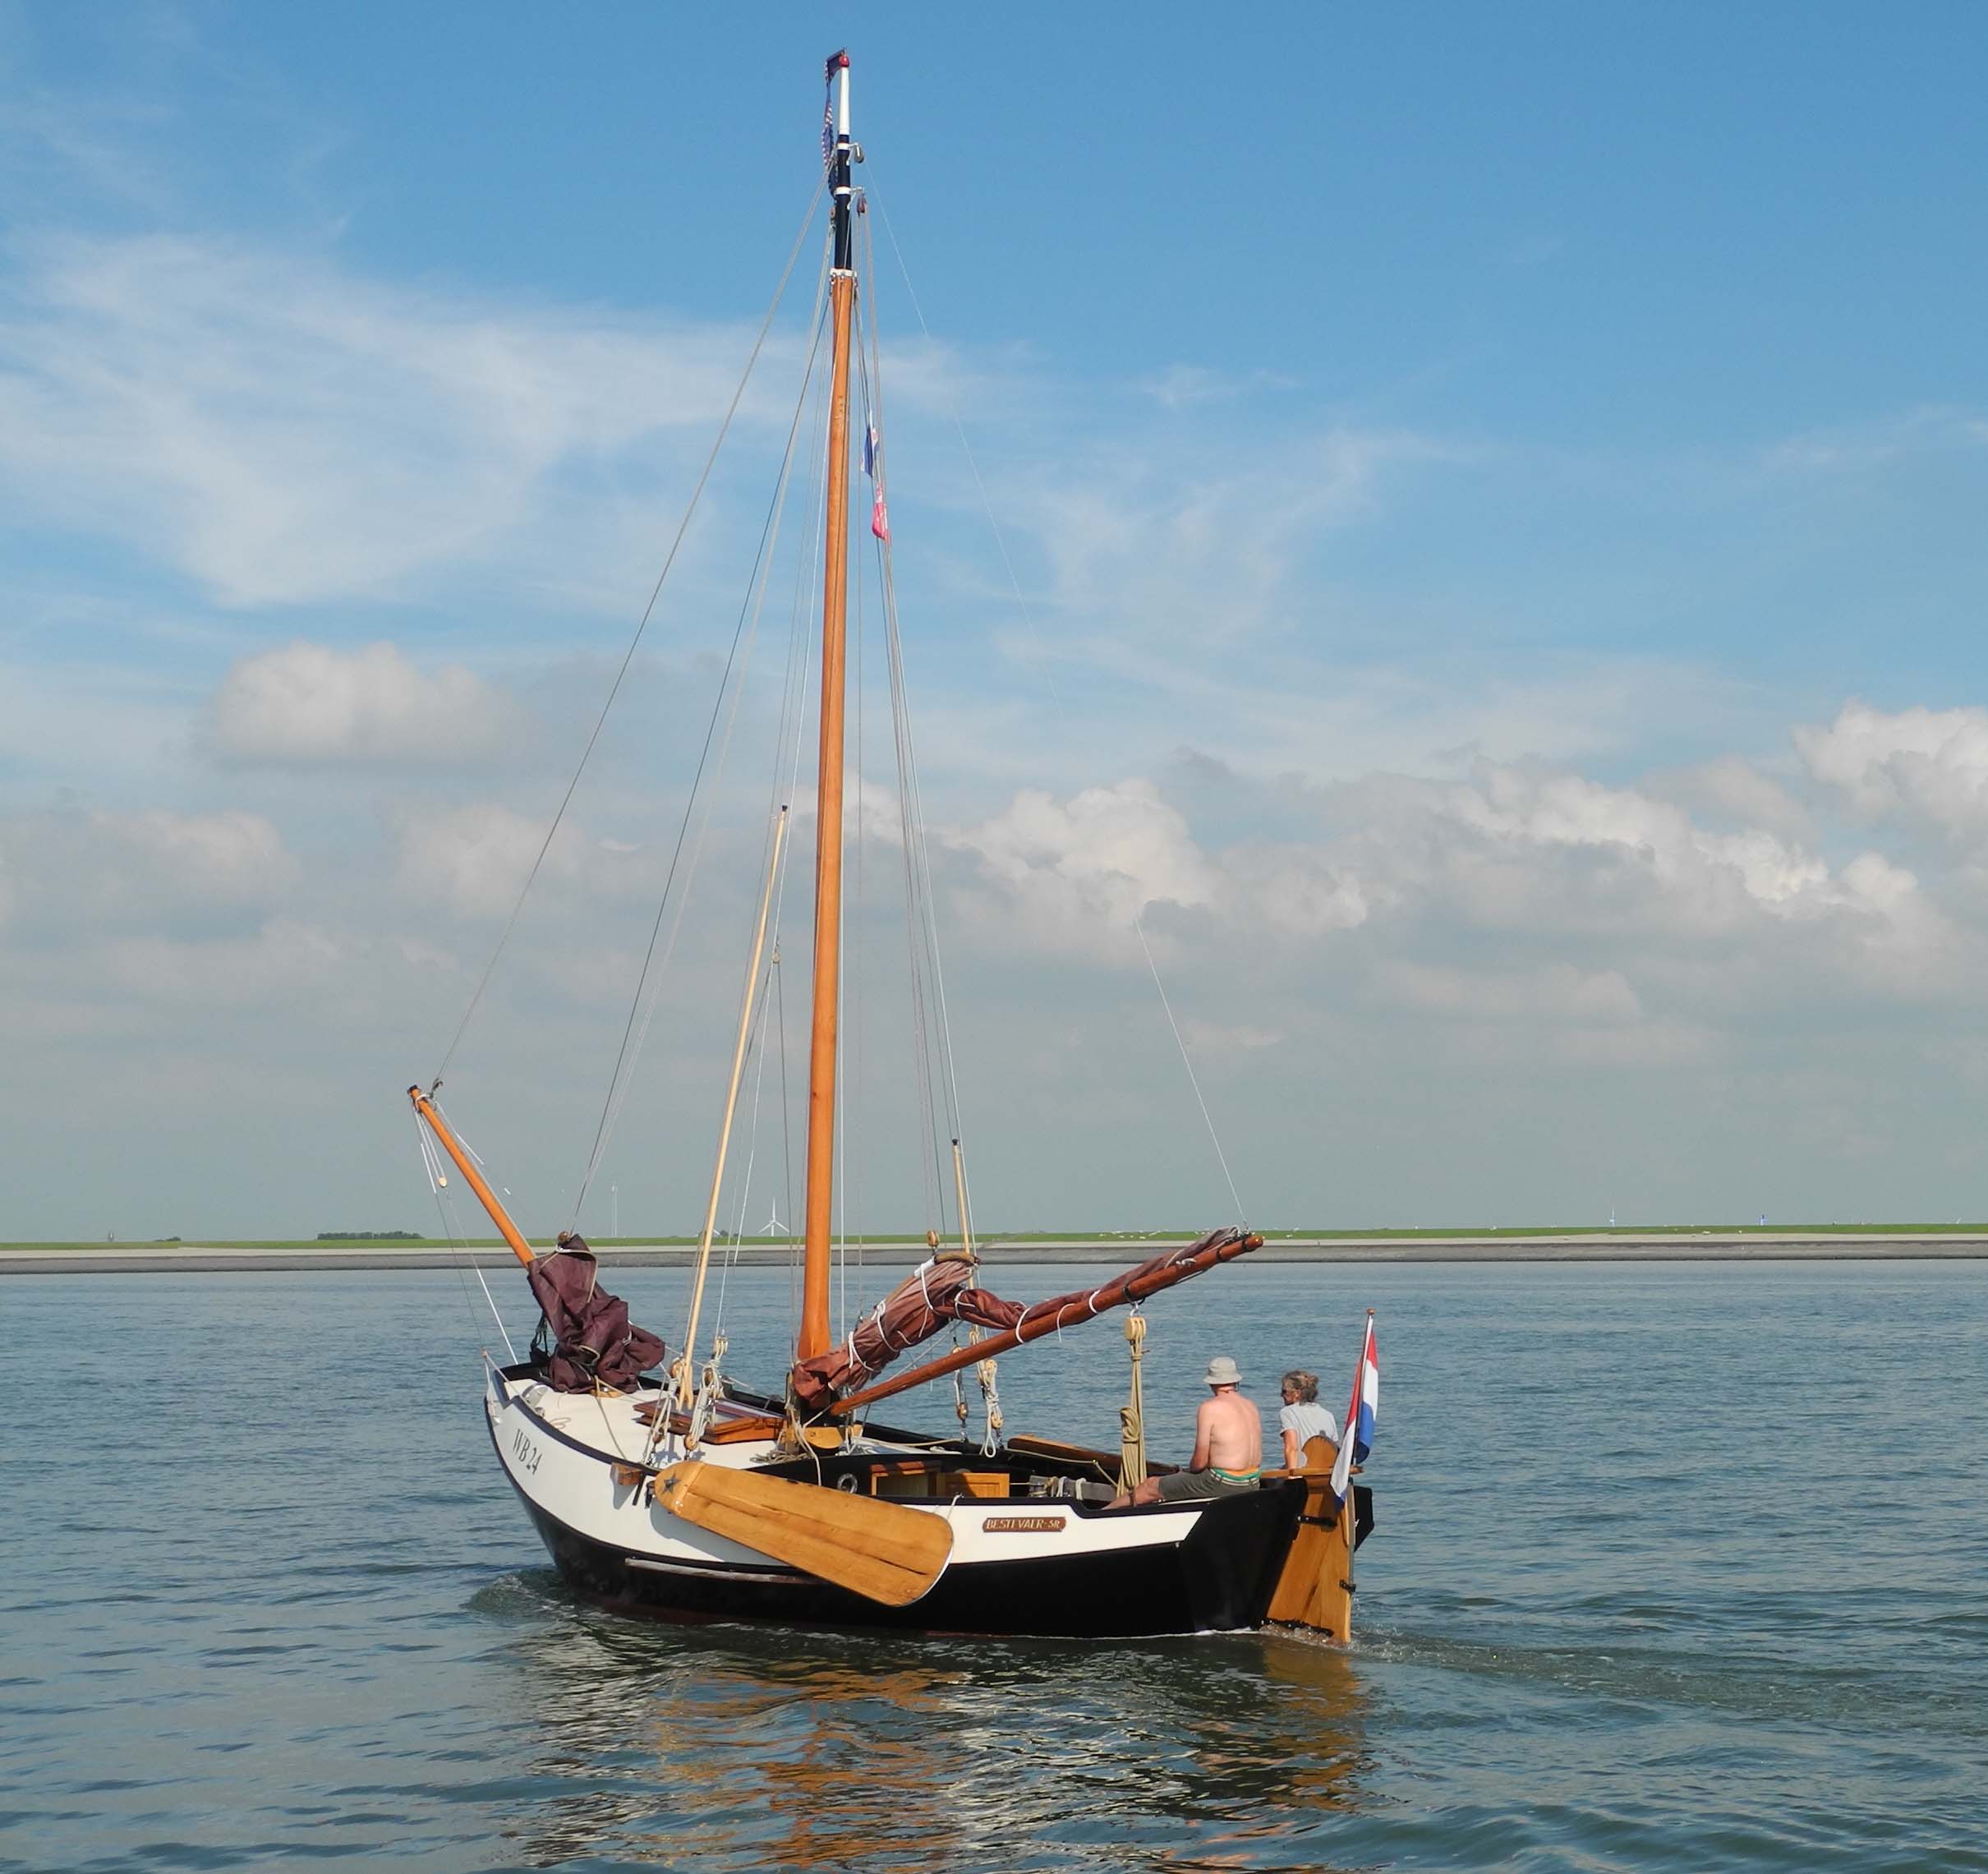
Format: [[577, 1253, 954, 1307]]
[[788, 1257, 1023, 1411], [787, 1227, 1256, 1412]]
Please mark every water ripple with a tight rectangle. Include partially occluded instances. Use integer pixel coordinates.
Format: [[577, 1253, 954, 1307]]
[[2, 1262, 1985, 1872]]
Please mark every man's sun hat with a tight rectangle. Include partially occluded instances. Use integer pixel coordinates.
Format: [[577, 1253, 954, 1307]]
[[1204, 1355, 1243, 1387]]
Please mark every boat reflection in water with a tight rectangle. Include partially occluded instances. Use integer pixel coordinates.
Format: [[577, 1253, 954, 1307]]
[[490, 1585, 1371, 1871]]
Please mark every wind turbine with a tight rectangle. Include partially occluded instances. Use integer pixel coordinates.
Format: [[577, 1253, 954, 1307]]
[[762, 1200, 786, 1237]]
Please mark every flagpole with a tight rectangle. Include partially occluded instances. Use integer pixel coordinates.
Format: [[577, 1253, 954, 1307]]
[[1344, 1308, 1374, 1597]]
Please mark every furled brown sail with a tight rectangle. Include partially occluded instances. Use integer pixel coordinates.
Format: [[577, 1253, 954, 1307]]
[[787, 1227, 1259, 1412], [527, 1235, 666, 1393], [788, 1255, 1024, 1411]]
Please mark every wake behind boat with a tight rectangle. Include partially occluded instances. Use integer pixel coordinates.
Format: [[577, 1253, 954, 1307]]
[[406, 52, 1375, 1641]]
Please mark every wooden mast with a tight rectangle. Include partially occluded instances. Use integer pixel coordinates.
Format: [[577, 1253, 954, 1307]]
[[800, 51, 858, 1363]]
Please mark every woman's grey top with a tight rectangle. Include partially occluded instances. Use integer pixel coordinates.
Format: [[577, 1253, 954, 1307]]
[[1279, 1399, 1340, 1450]]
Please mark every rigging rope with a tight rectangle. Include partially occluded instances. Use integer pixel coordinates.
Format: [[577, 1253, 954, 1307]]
[[430, 174, 826, 1094], [572, 244, 836, 1218], [855, 206, 969, 1236], [872, 187, 1249, 1226], [1135, 921, 1246, 1222], [770, 345, 833, 1332], [414, 1106, 518, 1362]]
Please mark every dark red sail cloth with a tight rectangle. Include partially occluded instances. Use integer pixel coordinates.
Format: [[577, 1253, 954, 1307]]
[[787, 1255, 1024, 1412], [789, 1227, 1259, 1414], [526, 1236, 666, 1393]]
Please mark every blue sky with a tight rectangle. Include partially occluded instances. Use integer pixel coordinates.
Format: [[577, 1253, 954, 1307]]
[[5, 3, 1988, 1241]]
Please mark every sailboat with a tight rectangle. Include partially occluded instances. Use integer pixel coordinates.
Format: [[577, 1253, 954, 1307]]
[[407, 53, 1374, 1641]]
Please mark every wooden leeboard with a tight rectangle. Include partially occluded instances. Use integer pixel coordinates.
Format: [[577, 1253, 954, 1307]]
[[1267, 1437, 1353, 1641], [651, 1460, 952, 1608]]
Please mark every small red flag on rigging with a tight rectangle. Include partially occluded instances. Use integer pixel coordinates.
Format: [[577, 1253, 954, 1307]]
[[864, 421, 890, 541]]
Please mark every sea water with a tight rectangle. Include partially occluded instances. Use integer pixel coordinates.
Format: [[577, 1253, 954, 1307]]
[[2, 1259, 1983, 1872]]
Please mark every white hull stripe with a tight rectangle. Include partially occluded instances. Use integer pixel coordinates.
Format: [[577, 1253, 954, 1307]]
[[492, 1388, 1205, 1569]]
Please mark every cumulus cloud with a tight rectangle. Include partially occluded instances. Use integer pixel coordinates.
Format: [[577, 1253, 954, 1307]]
[[945, 756, 1959, 1023], [1436, 762, 1829, 922], [940, 778, 1370, 960], [393, 801, 663, 922], [947, 780, 1215, 923], [205, 639, 519, 766], [9, 700, 1988, 1232], [1650, 754, 1815, 845], [1796, 700, 1988, 839], [0, 806, 298, 935], [394, 803, 580, 921]]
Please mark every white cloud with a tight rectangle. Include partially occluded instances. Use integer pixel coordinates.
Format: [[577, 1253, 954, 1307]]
[[942, 776, 1372, 962], [1764, 407, 1988, 475], [1216, 842, 1372, 938], [1137, 363, 1296, 409], [393, 803, 582, 921], [205, 639, 519, 766], [1795, 700, 1988, 839], [0, 805, 298, 933], [947, 779, 1215, 920], [0, 231, 786, 607], [945, 757, 1955, 1017], [1650, 754, 1815, 845], [1020, 427, 1456, 651], [1420, 762, 1830, 932], [96, 915, 344, 1006], [392, 800, 672, 923], [1371, 960, 1642, 1024]]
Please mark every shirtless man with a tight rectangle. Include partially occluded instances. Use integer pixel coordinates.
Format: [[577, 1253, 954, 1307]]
[[1110, 1356, 1263, 1508]]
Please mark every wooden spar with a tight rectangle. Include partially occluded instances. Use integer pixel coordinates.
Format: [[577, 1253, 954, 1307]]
[[800, 54, 857, 1365], [828, 1230, 1266, 1416], [408, 1087, 535, 1269], [678, 806, 789, 1402], [949, 1135, 996, 1430], [950, 1138, 974, 1254]]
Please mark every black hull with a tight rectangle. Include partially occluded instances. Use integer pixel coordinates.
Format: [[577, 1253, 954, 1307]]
[[517, 1485, 1306, 1638]]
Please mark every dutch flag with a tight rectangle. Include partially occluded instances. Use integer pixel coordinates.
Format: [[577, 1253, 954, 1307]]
[[1329, 1312, 1378, 1503], [863, 421, 890, 542]]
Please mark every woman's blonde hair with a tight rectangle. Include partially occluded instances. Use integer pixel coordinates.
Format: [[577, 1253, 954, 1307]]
[[1280, 1370, 1318, 1402]]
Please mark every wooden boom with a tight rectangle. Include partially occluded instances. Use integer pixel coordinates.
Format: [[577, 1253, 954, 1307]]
[[408, 1086, 536, 1269], [827, 1229, 1265, 1416]]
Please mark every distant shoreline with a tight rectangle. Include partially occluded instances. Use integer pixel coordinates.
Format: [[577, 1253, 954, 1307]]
[[5, 1232, 1988, 1274]]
